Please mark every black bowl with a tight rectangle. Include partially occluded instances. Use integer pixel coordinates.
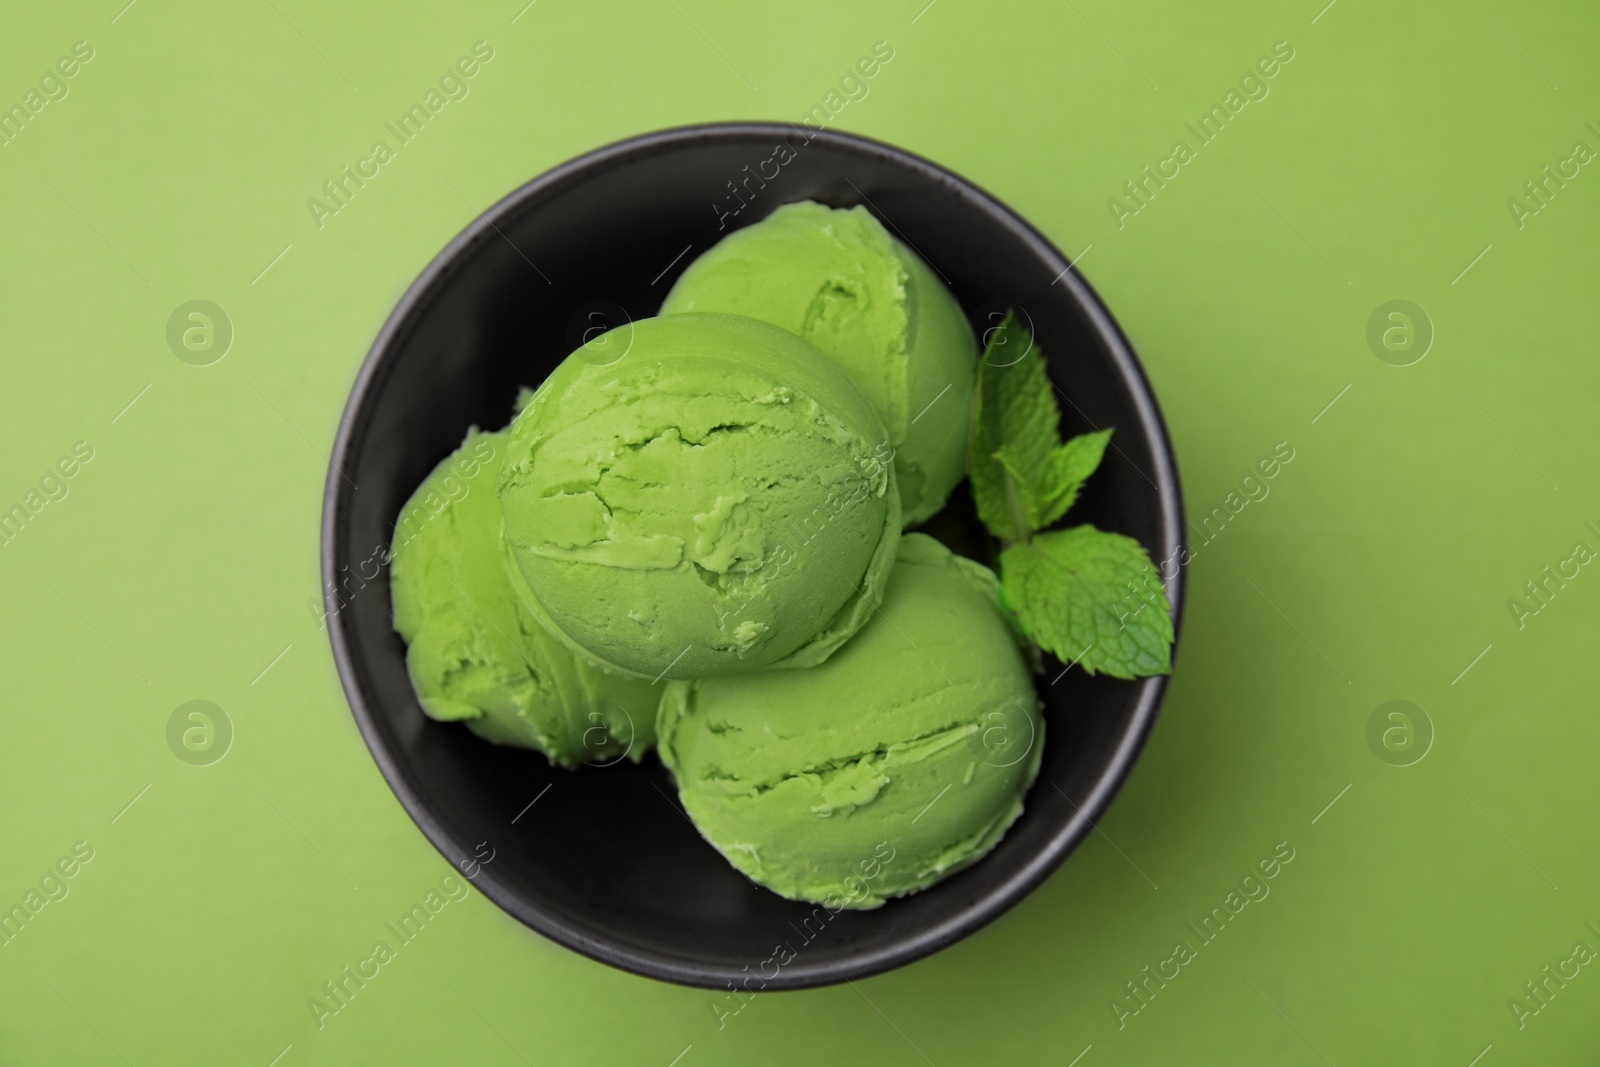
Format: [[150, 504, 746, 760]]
[[323, 122, 1185, 990]]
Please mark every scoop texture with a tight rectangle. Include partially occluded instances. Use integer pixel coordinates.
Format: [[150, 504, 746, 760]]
[[662, 201, 977, 525], [390, 429, 659, 766], [499, 313, 900, 681], [658, 534, 1043, 907]]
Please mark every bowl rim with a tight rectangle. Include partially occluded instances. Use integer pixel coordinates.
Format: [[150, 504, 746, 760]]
[[322, 120, 1187, 990]]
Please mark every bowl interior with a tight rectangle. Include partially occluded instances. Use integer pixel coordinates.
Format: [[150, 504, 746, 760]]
[[325, 123, 1183, 989]]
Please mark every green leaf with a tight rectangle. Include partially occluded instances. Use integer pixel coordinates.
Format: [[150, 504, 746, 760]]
[[1039, 429, 1112, 526], [1007, 429, 1113, 533], [969, 314, 1113, 541], [999, 526, 1173, 679], [967, 314, 1172, 679], [969, 313, 1062, 542]]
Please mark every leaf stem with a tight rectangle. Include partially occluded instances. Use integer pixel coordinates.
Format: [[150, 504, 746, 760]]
[[1001, 463, 1031, 547]]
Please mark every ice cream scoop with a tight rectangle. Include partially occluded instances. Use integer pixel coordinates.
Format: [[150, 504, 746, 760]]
[[390, 428, 658, 766], [661, 201, 977, 526], [498, 313, 901, 681], [657, 533, 1043, 907]]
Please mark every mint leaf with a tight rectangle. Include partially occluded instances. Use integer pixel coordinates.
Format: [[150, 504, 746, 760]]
[[969, 314, 1113, 541], [999, 526, 1173, 679], [1007, 429, 1112, 533], [969, 313, 1062, 542], [1039, 429, 1111, 526], [967, 314, 1172, 679], [993, 446, 1038, 541]]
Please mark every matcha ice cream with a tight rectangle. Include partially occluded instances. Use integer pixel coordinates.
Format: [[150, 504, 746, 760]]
[[499, 313, 901, 681], [661, 201, 977, 526], [658, 534, 1043, 907], [391, 428, 659, 766]]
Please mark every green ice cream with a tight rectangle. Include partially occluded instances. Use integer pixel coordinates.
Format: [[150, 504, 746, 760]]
[[499, 313, 900, 681], [661, 201, 977, 526], [658, 534, 1043, 907], [390, 428, 659, 766]]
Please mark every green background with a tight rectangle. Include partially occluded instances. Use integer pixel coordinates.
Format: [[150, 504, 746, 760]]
[[2, 0, 1596, 1063]]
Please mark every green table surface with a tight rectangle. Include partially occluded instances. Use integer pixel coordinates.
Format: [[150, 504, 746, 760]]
[[3, 0, 1597, 1063]]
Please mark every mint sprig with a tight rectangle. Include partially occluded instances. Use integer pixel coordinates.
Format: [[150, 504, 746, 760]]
[[967, 313, 1173, 678], [968, 316, 1114, 541]]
